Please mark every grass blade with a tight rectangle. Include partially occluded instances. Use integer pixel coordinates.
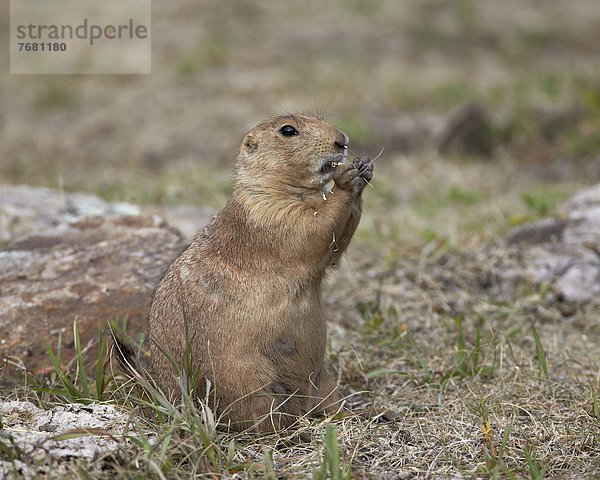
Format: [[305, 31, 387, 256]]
[[45, 341, 83, 400], [531, 326, 548, 378], [73, 319, 90, 398], [94, 326, 107, 400]]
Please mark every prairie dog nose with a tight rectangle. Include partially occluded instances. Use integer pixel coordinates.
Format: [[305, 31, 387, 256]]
[[335, 131, 349, 149]]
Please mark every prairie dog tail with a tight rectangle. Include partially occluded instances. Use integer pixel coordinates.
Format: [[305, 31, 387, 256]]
[[110, 328, 145, 382]]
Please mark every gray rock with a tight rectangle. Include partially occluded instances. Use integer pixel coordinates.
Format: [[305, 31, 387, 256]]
[[0, 185, 187, 371], [0, 185, 142, 245], [0, 401, 132, 478], [0, 459, 34, 480], [506, 184, 600, 303], [507, 218, 567, 245]]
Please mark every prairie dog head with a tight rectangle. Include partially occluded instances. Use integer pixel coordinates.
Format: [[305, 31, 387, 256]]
[[235, 112, 349, 193]]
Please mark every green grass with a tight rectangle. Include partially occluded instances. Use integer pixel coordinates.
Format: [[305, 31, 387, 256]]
[[531, 325, 548, 379], [480, 418, 515, 479], [521, 187, 565, 219], [523, 445, 547, 480], [42, 321, 107, 403], [312, 425, 352, 480]]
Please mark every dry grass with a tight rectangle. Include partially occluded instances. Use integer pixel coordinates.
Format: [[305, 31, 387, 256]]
[[323, 240, 600, 478]]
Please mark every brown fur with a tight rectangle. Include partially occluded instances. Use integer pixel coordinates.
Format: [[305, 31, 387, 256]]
[[145, 112, 373, 433]]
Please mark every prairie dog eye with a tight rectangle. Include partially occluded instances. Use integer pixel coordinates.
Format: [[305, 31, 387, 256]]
[[280, 125, 299, 136]]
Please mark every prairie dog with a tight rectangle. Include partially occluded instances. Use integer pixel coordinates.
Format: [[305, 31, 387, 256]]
[[145, 112, 373, 432]]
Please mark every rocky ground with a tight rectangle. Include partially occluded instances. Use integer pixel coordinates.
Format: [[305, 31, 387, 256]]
[[0, 401, 131, 479]]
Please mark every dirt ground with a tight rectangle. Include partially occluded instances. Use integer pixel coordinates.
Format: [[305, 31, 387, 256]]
[[1, 1, 599, 478]]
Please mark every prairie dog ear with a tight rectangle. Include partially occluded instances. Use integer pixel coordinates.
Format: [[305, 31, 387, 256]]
[[242, 133, 258, 155]]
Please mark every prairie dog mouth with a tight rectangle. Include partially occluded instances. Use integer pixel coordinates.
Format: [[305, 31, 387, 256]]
[[320, 152, 346, 174]]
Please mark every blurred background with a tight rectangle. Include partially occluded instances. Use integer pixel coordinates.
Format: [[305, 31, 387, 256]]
[[1, 0, 599, 249]]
